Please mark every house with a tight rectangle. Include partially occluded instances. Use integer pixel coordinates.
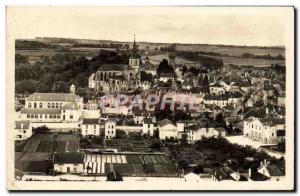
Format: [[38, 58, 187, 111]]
[[257, 160, 285, 181], [204, 94, 229, 108], [158, 118, 178, 140], [20, 93, 83, 123], [81, 118, 101, 136], [187, 123, 227, 142], [159, 73, 175, 83], [142, 118, 155, 136], [15, 120, 32, 140], [243, 117, 285, 144], [104, 120, 116, 139], [53, 152, 85, 174], [209, 82, 226, 95]]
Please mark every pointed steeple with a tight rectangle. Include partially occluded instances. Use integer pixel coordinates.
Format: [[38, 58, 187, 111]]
[[132, 34, 138, 57]]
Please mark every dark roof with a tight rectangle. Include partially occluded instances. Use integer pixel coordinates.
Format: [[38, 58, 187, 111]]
[[158, 118, 174, 127], [210, 83, 223, 88], [27, 93, 81, 102], [97, 64, 128, 72], [53, 152, 84, 164], [15, 121, 30, 129], [205, 94, 229, 100], [267, 165, 284, 176], [251, 172, 269, 181], [82, 118, 100, 124]]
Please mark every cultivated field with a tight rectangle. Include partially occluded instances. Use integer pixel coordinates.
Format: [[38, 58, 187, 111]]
[[84, 153, 178, 177], [21, 133, 80, 153]]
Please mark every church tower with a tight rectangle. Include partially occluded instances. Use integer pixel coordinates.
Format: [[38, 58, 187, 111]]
[[129, 35, 141, 70]]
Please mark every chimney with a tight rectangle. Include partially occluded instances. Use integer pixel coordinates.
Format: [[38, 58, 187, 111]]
[[248, 168, 251, 178]]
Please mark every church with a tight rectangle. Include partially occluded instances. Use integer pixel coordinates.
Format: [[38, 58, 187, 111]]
[[89, 36, 141, 93]]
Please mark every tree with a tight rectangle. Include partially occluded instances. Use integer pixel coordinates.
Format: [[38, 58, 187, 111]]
[[15, 79, 38, 94], [157, 59, 174, 76], [15, 54, 28, 64], [140, 71, 153, 82]]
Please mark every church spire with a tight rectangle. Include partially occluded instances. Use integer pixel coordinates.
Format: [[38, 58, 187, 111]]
[[132, 34, 138, 56]]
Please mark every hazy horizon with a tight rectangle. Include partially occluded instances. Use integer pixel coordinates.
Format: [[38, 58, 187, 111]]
[[9, 7, 292, 47]]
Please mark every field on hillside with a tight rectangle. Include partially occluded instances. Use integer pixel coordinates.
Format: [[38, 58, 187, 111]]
[[176, 44, 285, 57]]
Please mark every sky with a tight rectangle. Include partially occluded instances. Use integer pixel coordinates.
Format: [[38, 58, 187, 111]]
[[7, 6, 293, 46]]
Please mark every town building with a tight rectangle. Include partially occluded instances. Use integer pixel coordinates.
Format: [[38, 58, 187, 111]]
[[15, 120, 32, 140], [81, 118, 101, 136], [20, 92, 83, 123], [104, 120, 116, 139], [158, 119, 178, 140], [53, 152, 85, 174], [243, 117, 285, 144]]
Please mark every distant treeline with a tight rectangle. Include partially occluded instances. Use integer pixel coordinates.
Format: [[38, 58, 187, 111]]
[[16, 40, 60, 50]]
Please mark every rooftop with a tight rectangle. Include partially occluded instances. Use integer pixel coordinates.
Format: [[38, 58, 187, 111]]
[[53, 152, 85, 164], [27, 93, 81, 102]]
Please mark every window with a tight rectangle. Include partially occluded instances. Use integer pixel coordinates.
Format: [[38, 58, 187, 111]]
[[45, 114, 47, 119], [49, 115, 52, 119], [85, 125, 88, 129], [70, 115, 73, 119], [52, 103, 55, 108], [60, 103, 63, 108], [39, 114, 42, 118], [57, 115, 60, 119], [94, 125, 96, 129], [31, 114, 34, 118], [27, 114, 30, 118], [56, 103, 59, 108], [39, 102, 43, 108], [23, 130, 26, 134], [34, 114, 38, 118], [28, 103, 32, 108], [94, 130, 96, 135], [34, 102, 37, 108], [148, 124, 150, 128], [48, 103, 50, 108]]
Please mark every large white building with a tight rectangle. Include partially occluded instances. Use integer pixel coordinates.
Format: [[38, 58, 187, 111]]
[[20, 93, 83, 123], [158, 119, 178, 140], [243, 117, 285, 144]]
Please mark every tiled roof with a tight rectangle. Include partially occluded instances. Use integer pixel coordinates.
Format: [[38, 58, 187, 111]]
[[158, 118, 173, 127], [20, 108, 62, 114], [82, 118, 100, 124], [27, 93, 81, 102], [267, 165, 284, 176], [53, 152, 85, 164]]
